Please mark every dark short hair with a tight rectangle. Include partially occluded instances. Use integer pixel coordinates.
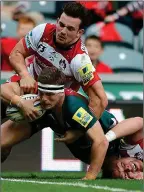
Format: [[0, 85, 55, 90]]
[[102, 156, 119, 179], [38, 67, 66, 85], [62, 2, 89, 29], [85, 35, 104, 48]]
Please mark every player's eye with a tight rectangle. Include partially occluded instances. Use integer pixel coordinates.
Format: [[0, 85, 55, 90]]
[[59, 22, 65, 28], [67, 27, 75, 31]]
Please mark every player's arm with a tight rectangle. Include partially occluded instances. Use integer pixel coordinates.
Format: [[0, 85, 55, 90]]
[[9, 24, 46, 93], [64, 96, 109, 180], [9, 39, 31, 77], [83, 121, 109, 180], [9, 38, 36, 93], [105, 117, 143, 142], [1, 82, 21, 104], [71, 53, 108, 119], [1, 82, 40, 121], [86, 80, 108, 119]]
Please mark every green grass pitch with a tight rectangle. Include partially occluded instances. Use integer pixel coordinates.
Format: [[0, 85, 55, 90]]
[[1, 172, 143, 192]]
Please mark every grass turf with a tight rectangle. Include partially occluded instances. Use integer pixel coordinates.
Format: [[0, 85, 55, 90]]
[[1, 172, 143, 192]]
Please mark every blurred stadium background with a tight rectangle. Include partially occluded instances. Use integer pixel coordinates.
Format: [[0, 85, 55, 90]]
[[1, 1, 143, 191]]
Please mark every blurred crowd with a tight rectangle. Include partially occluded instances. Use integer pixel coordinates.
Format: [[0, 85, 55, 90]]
[[1, 1, 143, 73]]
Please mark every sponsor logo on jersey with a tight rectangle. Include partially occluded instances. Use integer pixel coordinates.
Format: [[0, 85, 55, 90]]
[[72, 107, 93, 127], [25, 34, 31, 48], [78, 64, 94, 85]]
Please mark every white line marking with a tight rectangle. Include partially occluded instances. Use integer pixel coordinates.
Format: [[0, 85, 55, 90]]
[[1, 178, 141, 192]]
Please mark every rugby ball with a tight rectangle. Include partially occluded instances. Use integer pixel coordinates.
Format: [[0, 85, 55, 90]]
[[6, 94, 46, 122]]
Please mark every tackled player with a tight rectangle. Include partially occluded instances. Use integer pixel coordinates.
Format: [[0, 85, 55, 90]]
[[1, 68, 143, 180]]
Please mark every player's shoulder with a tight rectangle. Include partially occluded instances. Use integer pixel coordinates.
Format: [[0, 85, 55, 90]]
[[72, 39, 89, 58], [44, 23, 56, 31], [65, 88, 88, 102], [31, 23, 55, 35], [63, 89, 88, 114], [41, 23, 56, 36]]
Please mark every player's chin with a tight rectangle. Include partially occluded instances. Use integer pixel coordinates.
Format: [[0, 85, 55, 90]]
[[56, 39, 66, 45]]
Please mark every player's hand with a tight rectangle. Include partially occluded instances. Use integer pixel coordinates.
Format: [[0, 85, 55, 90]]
[[81, 172, 96, 180], [20, 75, 37, 94], [55, 130, 83, 144], [19, 97, 40, 121]]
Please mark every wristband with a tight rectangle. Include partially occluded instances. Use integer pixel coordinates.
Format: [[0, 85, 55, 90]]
[[105, 130, 116, 142]]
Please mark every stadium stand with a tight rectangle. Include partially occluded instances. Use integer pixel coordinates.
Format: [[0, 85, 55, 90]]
[[1, 20, 17, 37], [138, 28, 143, 53], [85, 22, 134, 48], [30, 1, 56, 16], [100, 46, 143, 73]]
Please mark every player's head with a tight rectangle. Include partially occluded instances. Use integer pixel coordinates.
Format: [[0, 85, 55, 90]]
[[85, 35, 104, 62], [56, 2, 88, 46], [38, 68, 66, 110], [17, 16, 36, 39], [102, 157, 143, 180]]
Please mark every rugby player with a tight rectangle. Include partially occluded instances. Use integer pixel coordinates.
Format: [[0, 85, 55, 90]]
[[8, 2, 108, 119], [1, 68, 143, 180]]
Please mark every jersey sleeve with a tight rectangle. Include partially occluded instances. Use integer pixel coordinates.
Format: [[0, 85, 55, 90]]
[[22, 23, 46, 53], [64, 95, 97, 132], [70, 53, 101, 90], [99, 110, 118, 134]]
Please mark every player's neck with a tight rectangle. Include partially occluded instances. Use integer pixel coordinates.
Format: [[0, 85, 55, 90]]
[[53, 94, 65, 113]]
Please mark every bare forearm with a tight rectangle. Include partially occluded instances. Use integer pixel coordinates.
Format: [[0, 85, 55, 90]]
[[87, 81, 108, 119], [110, 117, 143, 140], [1, 83, 21, 104], [9, 51, 29, 77], [86, 139, 109, 179], [89, 97, 105, 119]]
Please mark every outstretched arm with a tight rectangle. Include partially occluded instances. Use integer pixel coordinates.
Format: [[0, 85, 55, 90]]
[[83, 121, 109, 180], [105, 117, 143, 142]]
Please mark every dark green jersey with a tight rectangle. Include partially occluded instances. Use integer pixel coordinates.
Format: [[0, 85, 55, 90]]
[[30, 89, 120, 163]]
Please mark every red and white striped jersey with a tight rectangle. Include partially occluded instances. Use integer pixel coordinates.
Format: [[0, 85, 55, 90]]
[[119, 138, 143, 161], [21, 23, 100, 91]]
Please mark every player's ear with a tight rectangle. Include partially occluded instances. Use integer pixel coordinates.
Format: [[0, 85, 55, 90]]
[[77, 29, 84, 38]]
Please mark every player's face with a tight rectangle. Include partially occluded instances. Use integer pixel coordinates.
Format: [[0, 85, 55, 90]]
[[111, 157, 143, 179], [39, 91, 61, 110], [56, 13, 84, 46], [85, 39, 103, 62]]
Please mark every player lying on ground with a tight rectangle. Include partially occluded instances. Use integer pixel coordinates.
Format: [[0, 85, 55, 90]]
[[1, 68, 143, 180], [8, 2, 108, 119], [58, 120, 143, 180]]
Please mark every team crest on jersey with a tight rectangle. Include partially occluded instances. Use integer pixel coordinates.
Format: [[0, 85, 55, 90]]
[[78, 64, 94, 85], [72, 107, 93, 128], [59, 59, 66, 71]]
